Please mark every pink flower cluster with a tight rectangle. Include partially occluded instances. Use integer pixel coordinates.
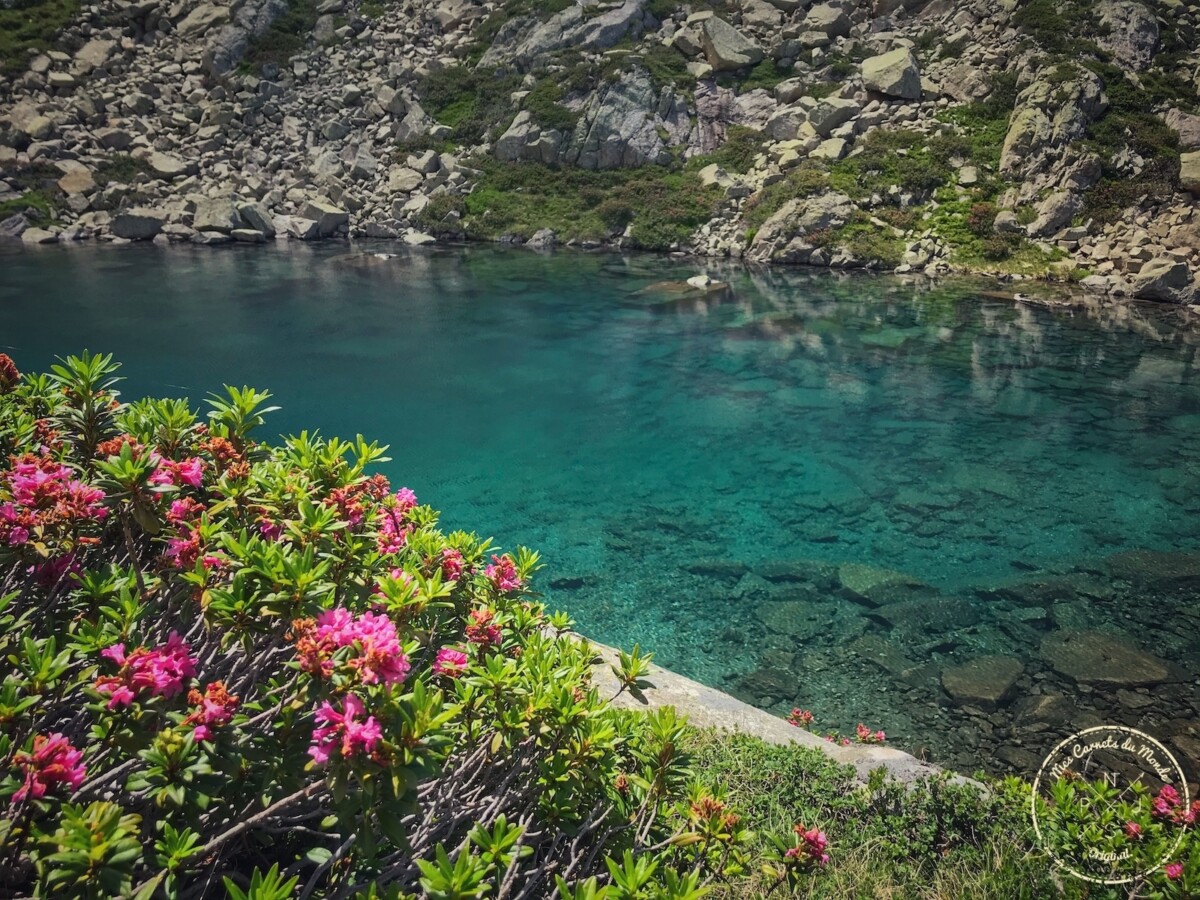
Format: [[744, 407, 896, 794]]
[[149, 455, 205, 489], [433, 647, 469, 678], [855, 724, 885, 744], [786, 825, 829, 867], [465, 609, 502, 646], [95, 633, 197, 709], [184, 681, 240, 742], [376, 488, 417, 555], [1166, 861, 1184, 881], [1152, 784, 1199, 825], [484, 554, 521, 593], [309, 693, 382, 765], [295, 608, 411, 686], [12, 733, 85, 803], [787, 709, 814, 728], [1, 455, 108, 546], [440, 548, 464, 582]]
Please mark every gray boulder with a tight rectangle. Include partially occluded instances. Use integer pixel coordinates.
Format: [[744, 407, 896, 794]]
[[21, 227, 57, 245], [701, 17, 763, 71], [1182, 151, 1200, 196], [193, 197, 242, 233], [178, 3, 231, 38], [146, 152, 196, 179], [300, 199, 349, 236], [237, 202, 276, 238], [111, 208, 165, 240], [1000, 66, 1106, 178], [1133, 258, 1192, 302], [1027, 191, 1081, 238], [0, 213, 29, 238], [804, 3, 850, 37], [807, 97, 860, 137], [861, 48, 922, 100], [1166, 109, 1200, 151]]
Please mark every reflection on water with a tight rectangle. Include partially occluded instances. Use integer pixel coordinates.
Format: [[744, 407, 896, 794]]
[[2, 242, 1198, 775]]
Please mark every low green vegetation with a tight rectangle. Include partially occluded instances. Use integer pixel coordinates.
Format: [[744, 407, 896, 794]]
[[468, 0, 573, 60], [0, 0, 80, 77], [92, 154, 153, 187], [0, 161, 67, 223], [744, 161, 829, 228], [521, 78, 579, 132], [417, 65, 523, 145], [422, 158, 721, 250], [827, 129, 955, 201], [689, 126, 763, 175], [240, 0, 318, 71]]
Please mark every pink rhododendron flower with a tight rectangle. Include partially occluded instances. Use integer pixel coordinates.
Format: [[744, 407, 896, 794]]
[[166, 497, 205, 524], [787, 709, 814, 728], [258, 517, 283, 541], [1166, 862, 1184, 881], [0, 353, 19, 393], [33, 552, 82, 589], [1153, 784, 1183, 819], [854, 724, 885, 744], [95, 633, 197, 709], [184, 681, 239, 742], [465, 608, 502, 646], [440, 548, 464, 582], [375, 488, 417, 555], [308, 693, 382, 765], [294, 608, 411, 686], [484, 554, 521, 592], [786, 825, 829, 867], [433, 647, 469, 677], [12, 733, 85, 803], [149, 456, 205, 488], [0, 456, 108, 549], [1124, 821, 1142, 840]]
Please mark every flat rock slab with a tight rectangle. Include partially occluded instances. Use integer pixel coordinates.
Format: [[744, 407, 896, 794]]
[[837, 562, 921, 606], [941, 656, 1023, 711], [585, 636, 972, 786], [1040, 630, 1171, 686], [1105, 549, 1200, 585]]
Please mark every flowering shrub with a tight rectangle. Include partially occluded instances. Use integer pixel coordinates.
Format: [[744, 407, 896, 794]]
[[0, 352, 795, 898]]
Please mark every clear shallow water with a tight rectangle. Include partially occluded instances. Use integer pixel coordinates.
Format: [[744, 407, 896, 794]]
[[3, 243, 1199, 772]]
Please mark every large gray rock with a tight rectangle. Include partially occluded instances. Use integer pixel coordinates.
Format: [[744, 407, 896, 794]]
[[73, 38, 116, 74], [807, 97, 860, 137], [1166, 109, 1200, 151], [387, 167, 424, 193], [193, 197, 242, 233], [1027, 190, 1081, 238], [1041, 630, 1171, 686], [300, 199, 349, 236], [479, 0, 649, 69], [203, 0, 290, 75], [861, 48, 921, 100], [1132, 258, 1192, 302], [178, 2, 231, 38], [146, 152, 196, 179], [747, 192, 856, 263], [111, 208, 165, 240], [0, 213, 29, 239], [433, 0, 485, 30], [1181, 151, 1200, 196], [21, 227, 57, 245], [701, 16, 763, 71], [803, 3, 850, 37], [1094, 0, 1159, 71], [236, 201, 276, 238]]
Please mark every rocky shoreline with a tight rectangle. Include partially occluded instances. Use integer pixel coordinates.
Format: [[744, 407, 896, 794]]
[[3, 0, 1200, 303]]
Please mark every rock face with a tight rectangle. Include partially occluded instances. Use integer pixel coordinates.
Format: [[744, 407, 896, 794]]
[[1131, 258, 1192, 301], [700, 17, 763, 71], [861, 48, 922, 100], [300, 199, 349, 236], [1000, 67, 1107, 180], [941, 656, 1023, 711], [203, 0, 290, 75], [495, 68, 688, 169], [479, 0, 650, 69], [1094, 0, 1159, 71], [1041, 630, 1171, 686]]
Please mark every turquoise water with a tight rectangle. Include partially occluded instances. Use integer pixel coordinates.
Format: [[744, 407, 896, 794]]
[[2, 243, 1199, 772]]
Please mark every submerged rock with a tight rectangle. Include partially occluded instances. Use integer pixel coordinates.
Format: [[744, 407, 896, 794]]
[[837, 563, 922, 607], [941, 656, 1023, 711], [1040, 630, 1171, 686], [630, 277, 733, 306]]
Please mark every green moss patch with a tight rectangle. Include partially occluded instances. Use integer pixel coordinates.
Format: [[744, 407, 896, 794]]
[[0, 0, 80, 77]]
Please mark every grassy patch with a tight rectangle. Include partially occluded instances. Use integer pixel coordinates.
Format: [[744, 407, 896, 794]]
[[0, 161, 66, 222], [829, 214, 906, 267], [417, 65, 523, 144], [455, 158, 720, 249], [359, 0, 385, 18], [687, 730, 1063, 898], [687, 126, 763, 175], [92, 154, 153, 187], [0, 0, 80, 77], [827, 128, 954, 200], [521, 78, 578, 132], [240, 0, 318, 72], [736, 58, 791, 93]]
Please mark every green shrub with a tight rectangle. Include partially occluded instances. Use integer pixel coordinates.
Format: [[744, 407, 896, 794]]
[[744, 161, 830, 227], [417, 65, 523, 144], [0, 161, 67, 222], [690, 126, 763, 175], [414, 193, 467, 234], [0, 0, 80, 77], [522, 78, 578, 132], [828, 129, 953, 199]]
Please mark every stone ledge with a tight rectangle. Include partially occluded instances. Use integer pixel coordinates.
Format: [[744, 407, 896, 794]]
[[584, 637, 975, 787]]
